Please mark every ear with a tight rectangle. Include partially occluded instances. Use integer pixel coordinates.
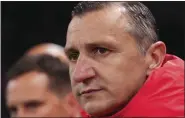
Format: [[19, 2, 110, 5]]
[[145, 41, 166, 75]]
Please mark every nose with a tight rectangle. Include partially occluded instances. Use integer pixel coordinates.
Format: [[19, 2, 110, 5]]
[[72, 55, 96, 83]]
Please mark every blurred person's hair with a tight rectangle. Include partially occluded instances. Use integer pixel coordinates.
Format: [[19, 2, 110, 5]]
[[6, 54, 71, 97]]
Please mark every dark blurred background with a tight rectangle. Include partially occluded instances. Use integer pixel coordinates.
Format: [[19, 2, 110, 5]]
[[1, 1, 184, 118]]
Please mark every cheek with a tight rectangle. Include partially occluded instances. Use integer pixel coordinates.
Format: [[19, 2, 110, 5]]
[[69, 65, 73, 78], [40, 102, 65, 117], [95, 62, 127, 100], [69, 65, 78, 94], [37, 103, 54, 116], [69, 66, 75, 85], [70, 76, 76, 93], [97, 54, 146, 97]]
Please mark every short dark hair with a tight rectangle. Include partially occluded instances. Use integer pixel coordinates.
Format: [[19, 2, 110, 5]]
[[72, 1, 158, 54], [6, 54, 71, 97]]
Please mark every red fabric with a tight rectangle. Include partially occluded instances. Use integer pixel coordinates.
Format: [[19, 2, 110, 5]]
[[80, 110, 89, 117], [80, 54, 184, 117]]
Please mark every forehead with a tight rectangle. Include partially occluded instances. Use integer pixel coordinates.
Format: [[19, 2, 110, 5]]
[[27, 46, 68, 64], [7, 71, 50, 104], [28, 45, 64, 55], [66, 6, 129, 49]]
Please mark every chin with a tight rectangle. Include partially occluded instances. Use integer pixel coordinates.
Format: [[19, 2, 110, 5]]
[[83, 100, 114, 117]]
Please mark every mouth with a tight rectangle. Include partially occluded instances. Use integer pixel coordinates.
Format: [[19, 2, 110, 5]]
[[80, 88, 102, 96]]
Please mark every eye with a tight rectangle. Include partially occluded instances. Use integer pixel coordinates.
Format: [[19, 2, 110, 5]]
[[93, 47, 109, 55], [68, 51, 79, 62], [24, 101, 43, 111], [9, 106, 17, 116]]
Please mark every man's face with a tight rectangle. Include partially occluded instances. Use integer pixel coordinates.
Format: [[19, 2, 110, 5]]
[[6, 71, 69, 117], [65, 7, 149, 116]]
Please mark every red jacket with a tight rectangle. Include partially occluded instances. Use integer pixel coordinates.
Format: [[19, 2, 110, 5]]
[[81, 54, 184, 117]]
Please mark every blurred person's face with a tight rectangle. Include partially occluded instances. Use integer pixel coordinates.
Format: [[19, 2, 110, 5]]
[[6, 71, 70, 117], [65, 7, 151, 116]]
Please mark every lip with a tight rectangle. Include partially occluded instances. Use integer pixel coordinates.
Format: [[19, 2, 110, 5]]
[[80, 88, 102, 95]]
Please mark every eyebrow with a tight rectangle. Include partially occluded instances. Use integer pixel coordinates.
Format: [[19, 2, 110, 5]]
[[64, 47, 78, 56], [64, 36, 119, 54], [86, 40, 118, 50], [7, 104, 15, 110]]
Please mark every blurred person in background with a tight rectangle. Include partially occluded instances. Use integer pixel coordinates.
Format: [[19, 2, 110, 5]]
[[25, 43, 85, 116], [65, 1, 184, 117], [5, 43, 83, 117], [26, 43, 69, 64]]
